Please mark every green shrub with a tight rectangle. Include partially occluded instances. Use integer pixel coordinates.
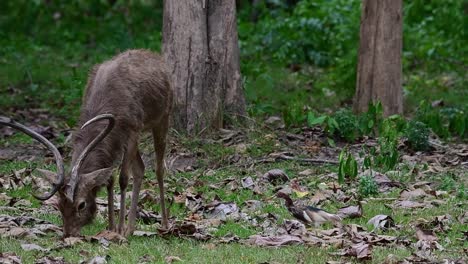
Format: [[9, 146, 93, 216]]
[[440, 108, 466, 138], [404, 120, 430, 151], [414, 101, 467, 140], [283, 103, 307, 127], [358, 175, 379, 197], [333, 109, 359, 141]]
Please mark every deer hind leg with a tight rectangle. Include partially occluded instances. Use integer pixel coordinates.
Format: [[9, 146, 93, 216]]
[[125, 149, 145, 236], [152, 120, 169, 229], [107, 175, 115, 231], [117, 141, 138, 234]]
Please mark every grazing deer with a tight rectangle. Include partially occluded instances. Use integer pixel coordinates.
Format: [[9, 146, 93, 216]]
[[0, 49, 173, 237]]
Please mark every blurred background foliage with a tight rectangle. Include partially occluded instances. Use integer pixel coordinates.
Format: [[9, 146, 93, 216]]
[[0, 0, 466, 130]]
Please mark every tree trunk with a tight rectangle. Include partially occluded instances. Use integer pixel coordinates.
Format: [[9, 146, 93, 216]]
[[354, 0, 403, 116], [163, 0, 246, 134]]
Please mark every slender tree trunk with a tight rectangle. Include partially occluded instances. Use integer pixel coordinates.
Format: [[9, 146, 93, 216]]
[[354, 0, 403, 116], [163, 0, 246, 133]]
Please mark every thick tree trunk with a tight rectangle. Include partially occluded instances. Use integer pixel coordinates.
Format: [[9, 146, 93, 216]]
[[163, 0, 246, 133], [354, 0, 403, 116]]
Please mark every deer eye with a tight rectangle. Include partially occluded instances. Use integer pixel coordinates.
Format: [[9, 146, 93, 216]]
[[77, 201, 86, 211]]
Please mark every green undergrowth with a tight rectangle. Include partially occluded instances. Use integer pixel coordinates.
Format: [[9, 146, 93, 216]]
[[1, 1, 466, 128]]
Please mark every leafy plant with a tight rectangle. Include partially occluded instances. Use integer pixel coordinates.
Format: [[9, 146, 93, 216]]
[[414, 101, 467, 139], [360, 117, 401, 173], [440, 107, 466, 138], [358, 175, 379, 197], [358, 102, 384, 135], [306, 111, 327, 127], [404, 120, 430, 151], [338, 149, 358, 184], [283, 103, 307, 127], [332, 109, 359, 142]]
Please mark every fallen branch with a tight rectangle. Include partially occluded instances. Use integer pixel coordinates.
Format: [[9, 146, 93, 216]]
[[365, 197, 398, 202], [428, 140, 447, 150], [276, 154, 339, 165]]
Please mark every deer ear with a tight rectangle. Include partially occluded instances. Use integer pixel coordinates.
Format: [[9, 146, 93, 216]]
[[81, 167, 113, 189], [35, 169, 59, 185]]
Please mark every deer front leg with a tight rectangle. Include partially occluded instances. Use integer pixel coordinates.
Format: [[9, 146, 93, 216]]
[[125, 150, 145, 236], [117, 158, 130, 234], [107, 175, 115, 231]]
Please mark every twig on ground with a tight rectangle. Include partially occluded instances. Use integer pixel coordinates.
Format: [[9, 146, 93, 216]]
[[275, 154, 339, 165], [365, 197, 398, 201]]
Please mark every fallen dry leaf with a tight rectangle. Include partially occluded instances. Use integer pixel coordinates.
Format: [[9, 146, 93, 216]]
[[185, 193, 203, 212], [204, 202, 239, 220], [21, 243, 49, 252], [400, 188, 428, 200], [332, 241, 372, 260], [0, 193, 12, 204], [158, 222, 210, 241], [167, 153, 197, 172], [138, 255, 154, 264], [298, 169, 314, 176], [219, 233, 240, 243], [351, 242, 372, 259], [310, 190, 333, 205], [415, 225, 438, 242], [432, 214, 453, 232], [132, 230, 158, 237], [0, 252, 22, 264], [367, 215, 395, 231], [391, 200, 429, 209], [90, 230, 126, 245], [35, 256, 67, 264], [34, 224, 62, 236], [164, 256, 182, 263], [457, 211, 467, 224], [63, 236, 84, 246], [261, 169, 289, 185], [265, 116, 285, 129], [86, 256, 109, 264], [242, 200, 262, 213], [246, 234, 303, 247], [337, 204, 363, 219], [283, 220, 307, 236], [137, 208, 161, 224], [0, 227, 37, 239], [138, 189, 158, 205], [241, 176, 255, 189]]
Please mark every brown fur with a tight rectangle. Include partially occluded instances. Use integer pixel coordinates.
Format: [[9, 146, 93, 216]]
[[58, 49, 173, 236]]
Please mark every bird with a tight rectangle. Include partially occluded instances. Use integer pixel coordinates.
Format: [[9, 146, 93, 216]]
[[276, 192, 342, 227]]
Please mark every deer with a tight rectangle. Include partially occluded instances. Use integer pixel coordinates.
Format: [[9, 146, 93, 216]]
[[0, 49, 173, 237]]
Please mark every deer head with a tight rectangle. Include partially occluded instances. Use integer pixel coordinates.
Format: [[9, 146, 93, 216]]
[[0, 114, 115, 237]]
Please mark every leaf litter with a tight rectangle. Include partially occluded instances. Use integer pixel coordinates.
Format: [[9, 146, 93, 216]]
[[1, 119, 467, 262]]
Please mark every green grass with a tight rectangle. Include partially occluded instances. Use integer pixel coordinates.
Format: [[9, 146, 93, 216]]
[[1, 147, 466, 263], [1, 235, 344, 264]]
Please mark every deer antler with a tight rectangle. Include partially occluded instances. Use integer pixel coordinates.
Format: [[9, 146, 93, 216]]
[[0, 116, 65, 200], [66, 114, 115, 202]]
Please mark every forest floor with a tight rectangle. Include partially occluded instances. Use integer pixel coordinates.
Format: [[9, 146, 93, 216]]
[[0, 113, 467, 264]]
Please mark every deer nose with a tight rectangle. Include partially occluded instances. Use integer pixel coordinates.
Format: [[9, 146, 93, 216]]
[[63, 226, 80, 238]]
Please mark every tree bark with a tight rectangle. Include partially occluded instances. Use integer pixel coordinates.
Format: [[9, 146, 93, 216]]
[[163, 0, 246, 134], [354, 0, 403, 116]]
